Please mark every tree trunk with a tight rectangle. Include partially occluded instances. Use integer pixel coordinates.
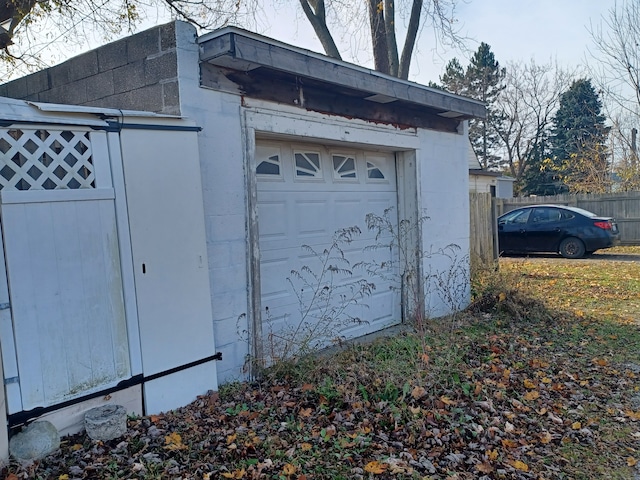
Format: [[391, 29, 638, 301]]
[[398, 0, 423, 80], [299, 0, 342, 60], [368, 0, 390, 75], [384, 0, 398, 77]]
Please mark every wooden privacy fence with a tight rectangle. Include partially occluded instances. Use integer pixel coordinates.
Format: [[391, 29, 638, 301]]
[[470, 192, 498, 267], [494, 192, 640, 246]]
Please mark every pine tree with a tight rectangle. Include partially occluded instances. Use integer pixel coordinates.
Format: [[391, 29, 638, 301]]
[[466, 43, 506, 170], [439, 43, 505, 170], [548, 78, 611, 193], [440, 58, 467, 96]]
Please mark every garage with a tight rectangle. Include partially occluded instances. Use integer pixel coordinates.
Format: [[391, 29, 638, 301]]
[[255, 139, 401, 355]]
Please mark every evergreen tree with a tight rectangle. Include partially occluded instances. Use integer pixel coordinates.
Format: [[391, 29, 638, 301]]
[[548, 78, 611, 193], [440, 58, 467, 95], [439, 43, 505, 170], [466, 43, 506, 170]]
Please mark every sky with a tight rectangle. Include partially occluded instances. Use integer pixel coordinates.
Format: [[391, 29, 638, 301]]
[[4, 0, 617, 85], [257, 0, 615, 86]]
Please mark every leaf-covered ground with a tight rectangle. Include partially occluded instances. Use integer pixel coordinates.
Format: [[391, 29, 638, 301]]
[[4, 248, 640, 479]]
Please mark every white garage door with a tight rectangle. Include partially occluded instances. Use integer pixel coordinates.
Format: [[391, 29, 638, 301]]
[[256, 140, 401, 353]]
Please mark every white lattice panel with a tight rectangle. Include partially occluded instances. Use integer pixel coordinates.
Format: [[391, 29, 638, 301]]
[[0, 129, 95, 191]]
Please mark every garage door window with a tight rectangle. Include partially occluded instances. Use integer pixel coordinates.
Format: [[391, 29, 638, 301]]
[[332, 155, 357, 180], [366, 161, 385, 180], [256, 154, 280, 176], [294, 151, 322, 179]]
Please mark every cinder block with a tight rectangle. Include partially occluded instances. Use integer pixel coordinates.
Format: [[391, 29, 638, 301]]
[[144, 51, 177, 85], [48, 62, 72, 89], [98, 39, 128, 72], [86, 71, 115, 101], [201, 188, 245, 216], [211, 263, 247, 294], [5, 78, 28, 99], [36, 83, 87, 105], [127, 27, 161, 63], [68, 51, 99, 82], [110, 84, 163, 112], [210, 289, 248, 320], [214, 342, 250, 383], [26, 70, 50, 96], [162, 81, 180, 114], [206, 214, 246, 242], [160, 22, 177, 51], [212, 314, 247, 347], [113, 61, 146, 94]]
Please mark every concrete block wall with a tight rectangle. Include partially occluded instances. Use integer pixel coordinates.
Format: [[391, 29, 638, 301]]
[[0, 23, 182, 115], [173, 23, 251, 383]]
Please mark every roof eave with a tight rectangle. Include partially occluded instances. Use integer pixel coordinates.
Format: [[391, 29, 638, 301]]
[[198, 27, 486, 121]]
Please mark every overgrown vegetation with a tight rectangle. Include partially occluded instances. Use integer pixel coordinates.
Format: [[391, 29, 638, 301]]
[[4, 248, 640, 479]]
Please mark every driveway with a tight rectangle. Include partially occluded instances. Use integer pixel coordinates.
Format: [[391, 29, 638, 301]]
[[500, 250, 640, 263]]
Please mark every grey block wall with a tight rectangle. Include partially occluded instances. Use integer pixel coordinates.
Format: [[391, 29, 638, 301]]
[[0, 22, 182, 115]]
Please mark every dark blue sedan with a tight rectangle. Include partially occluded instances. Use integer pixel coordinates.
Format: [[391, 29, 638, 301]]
[[497, 205, 620, 258]]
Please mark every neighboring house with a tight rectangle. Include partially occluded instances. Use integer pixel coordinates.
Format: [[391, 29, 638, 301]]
[[0, 21, 485, 460], [467, 142, 515, 198]]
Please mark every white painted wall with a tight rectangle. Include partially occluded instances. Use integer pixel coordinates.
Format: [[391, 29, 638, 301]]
[[0, 343, 7, 466], [418, 128, 471, 318], [176, 23, 251, 382], [469, 173, 497, 194], [173, 22, 473, 382]]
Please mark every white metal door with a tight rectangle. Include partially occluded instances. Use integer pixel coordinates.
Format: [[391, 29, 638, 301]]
[[118, 126, 217, 414], [256, 140, 401, 351], [0, 127, 132, 413]]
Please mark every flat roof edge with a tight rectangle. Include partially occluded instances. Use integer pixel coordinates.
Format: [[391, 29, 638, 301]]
[[198, 28, 486, 119]]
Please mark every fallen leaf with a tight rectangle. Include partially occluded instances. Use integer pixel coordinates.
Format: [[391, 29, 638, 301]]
[[523, 379, 536, 389], [440, 395, 456, 405], [523, 390, 540, 401], [411, 386, 426, 399], [221, 469, 246, 479], [512, 460, 529, 472], [476, 462, 494, 473], [627, 457, 637, 467], [164, 431, 187, 450], [282, 463, 296, 475], [593, 358, 609, 366], [539, 431, 552, 444], [364, 461, 387, 474], [301, 442, 312, 451], [299, 407, 313, 418], [572, 422, 582, 430]]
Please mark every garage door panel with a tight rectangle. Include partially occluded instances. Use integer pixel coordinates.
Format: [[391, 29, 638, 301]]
[[257, 141, 400, 351], [257, 200, 288, 240]]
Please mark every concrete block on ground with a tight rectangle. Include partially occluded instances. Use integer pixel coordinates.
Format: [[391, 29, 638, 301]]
[[84, 404, 127, 441], [9, 421, 60, 463]]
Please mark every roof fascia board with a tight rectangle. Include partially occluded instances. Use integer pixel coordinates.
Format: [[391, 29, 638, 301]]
[[199, 28, 486, 120]]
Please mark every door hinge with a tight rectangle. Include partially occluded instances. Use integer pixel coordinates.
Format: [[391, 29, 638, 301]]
[[4, 376, 18, 385], [0, 302, 10, 310]]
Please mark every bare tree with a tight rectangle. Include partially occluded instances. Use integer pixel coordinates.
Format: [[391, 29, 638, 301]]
[[494, 60, 574, 189], [588, 0, 640, 114], [588, 0, 640, 190], [2, 0, 463, 81]]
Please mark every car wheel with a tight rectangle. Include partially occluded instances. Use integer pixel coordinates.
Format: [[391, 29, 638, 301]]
[[559, 237, 586, 259]]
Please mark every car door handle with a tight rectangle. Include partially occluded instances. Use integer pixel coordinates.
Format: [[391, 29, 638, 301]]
[[554, 228, 561, 232], [519, 229, 526, 233]]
